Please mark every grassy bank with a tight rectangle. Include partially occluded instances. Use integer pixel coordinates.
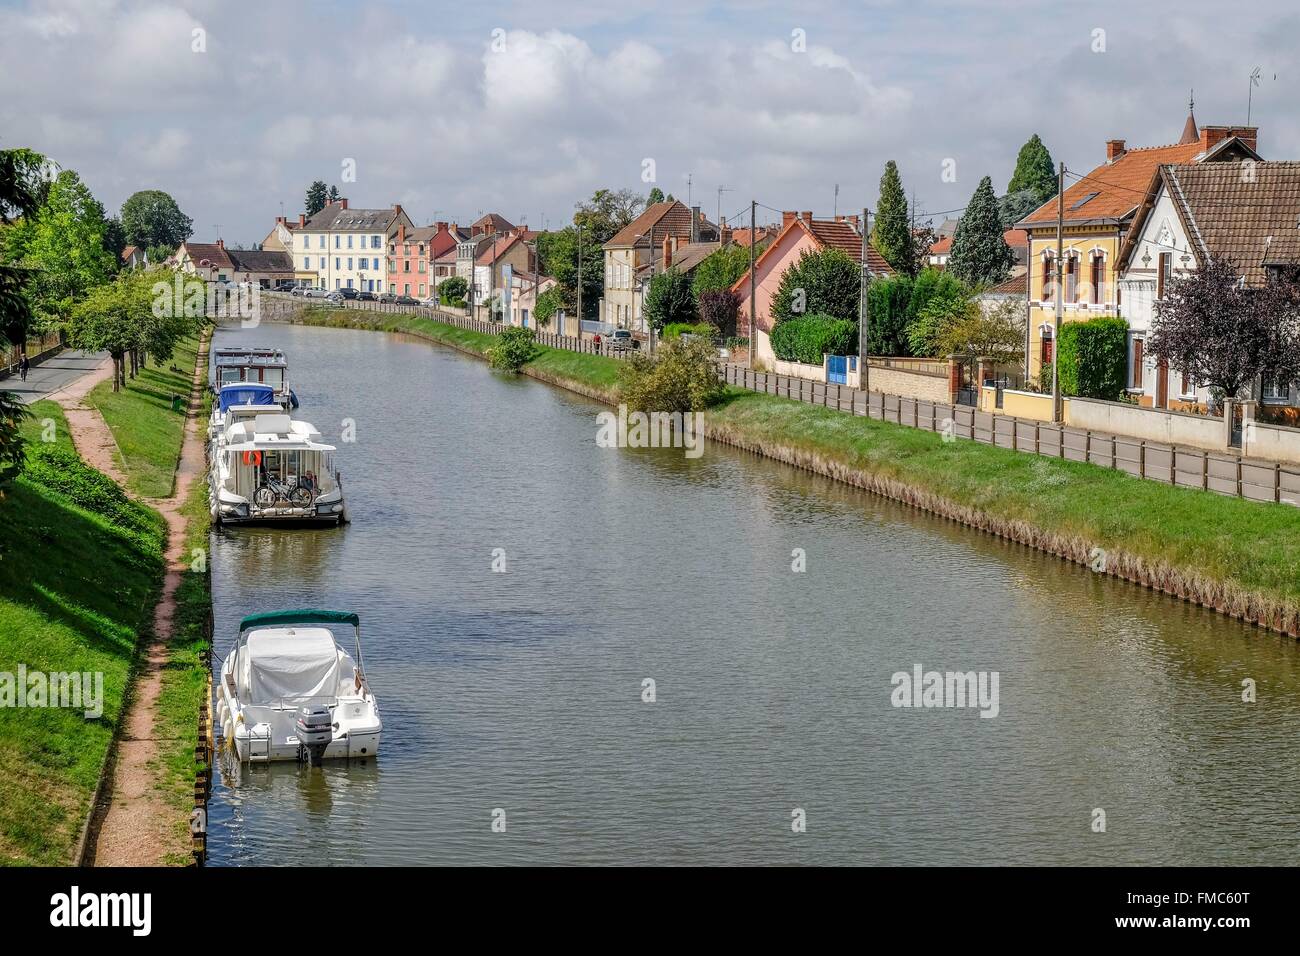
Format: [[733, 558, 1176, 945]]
[[0, 402, 165, 864], [289, 306, 1300, 632], [87, 335, 201, 497]]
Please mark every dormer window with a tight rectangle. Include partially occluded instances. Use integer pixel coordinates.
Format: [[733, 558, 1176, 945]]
[[1071, 192, 1100, 210]]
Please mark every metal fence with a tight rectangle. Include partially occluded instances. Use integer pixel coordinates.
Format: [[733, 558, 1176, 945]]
[[722, 365, 1300, 507]]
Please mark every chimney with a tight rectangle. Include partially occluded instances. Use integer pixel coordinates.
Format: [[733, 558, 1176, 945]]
[[298, 213, 306, 227], [1201, 125, 1259, 154], [800, 210, 813, 224], [690, 205, 701, 243], [275, 216, 285, 225], [338, 198, 349, 210], [1106, 139, 1126, 163], [394, 203, 404, 219], [721, 224, 733, 244], [397, 224, 406, 242], [435, 221, 448, 233], [845, 214, 861, 232], [216, 238, 224, 249], [782, 211, 797, 230], [662, 236, 673, 269]]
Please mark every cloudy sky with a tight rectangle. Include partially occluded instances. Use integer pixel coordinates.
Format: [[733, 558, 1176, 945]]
[[1, 0, 1294, 245]]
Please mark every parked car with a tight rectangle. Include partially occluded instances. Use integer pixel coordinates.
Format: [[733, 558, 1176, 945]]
[[419, 296, 440, 308], [289, 286, 307, 297], [377, 292, 398, 304], [335, 287, 359, 300], [393, 295, 419, 306], [607, 329, 638, 351], [324, 292, 345, 305], [303, 288, 331, 299], [356, 290, 377, 302]]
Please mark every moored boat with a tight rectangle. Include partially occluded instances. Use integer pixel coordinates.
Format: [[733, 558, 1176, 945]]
[[217, 609, 381, 764]]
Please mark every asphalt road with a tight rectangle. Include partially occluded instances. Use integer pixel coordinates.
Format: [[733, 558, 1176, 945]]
[[3, 350, 109, 404]]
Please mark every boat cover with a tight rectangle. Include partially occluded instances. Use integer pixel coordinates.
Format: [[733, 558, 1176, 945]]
[[244, 627, 341, 705], [218, 383, 276, 413]]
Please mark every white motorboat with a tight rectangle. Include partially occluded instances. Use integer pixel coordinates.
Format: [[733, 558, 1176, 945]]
[[211, 345, 297, 410], [217, 609, 381, 764], [209, 381, 279, 441], [208, 411, 346, 525]]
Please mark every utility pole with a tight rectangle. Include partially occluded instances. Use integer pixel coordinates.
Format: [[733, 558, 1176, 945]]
[[576, 223, 583, 340], [748, 200, 756, 367], [859, 207, 870, 392], [1052, 161, 1065, 423], [833, 184, 839, 218], [647, 223, 655, 356]]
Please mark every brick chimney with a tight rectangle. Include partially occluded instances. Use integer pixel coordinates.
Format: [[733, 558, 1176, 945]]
[[845, 214, 860, 232], [800, 210, 813, 223], [338, 198, 349, 210], [690, 205, 701, 243], [1201, 125, 1259, 154], [275, 216, 285, 225], [298, 213, 306, 227], [720, 224, 733, 244], [216, 238, 224, 249], [435, 221, 448, 233], [662, 236, 673, 269], [397, 223, 406, 242], [394, 203, 404, 219], [782, 211, 797, 229], [1106, 139, 1127, 163]]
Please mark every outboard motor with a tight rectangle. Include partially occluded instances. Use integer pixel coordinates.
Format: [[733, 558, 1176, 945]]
[[295, 705, 333, 766]]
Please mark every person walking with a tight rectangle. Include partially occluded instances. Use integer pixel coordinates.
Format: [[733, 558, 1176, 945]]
[[18, 354, 30, 382]]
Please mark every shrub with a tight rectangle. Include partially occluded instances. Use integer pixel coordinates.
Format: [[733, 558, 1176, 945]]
[[698, 288, 741, 337], [905, 271, 970, 356], [865, 274, 914, 356], [662, 322, 714, 341], [932, 298, 1025, 366], [438, 276, 468, 307], [769, 313, 858, 365], [487, 326, 538, 371], [619, 336, 725, 413], [691, 244, 751, 297], [1058, 315, 1129, 400], [644, 268, 696, 330], [534, 285, 564, 327]]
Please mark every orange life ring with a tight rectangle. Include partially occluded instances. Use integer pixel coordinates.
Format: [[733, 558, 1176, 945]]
[[241, 450, 263, 466]]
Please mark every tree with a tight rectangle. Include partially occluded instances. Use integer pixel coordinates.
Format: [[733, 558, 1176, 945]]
[[619, 336, 725, 414], [865, 273, 915, 356], [535, 226, 602, 321], [947, 177, 1015, 287], [0, 145, 45, 480], [534, 285, 564, 327], [438, 275, 468, 307], [698, 288, 741, 337], [573, 188, 644, 243], [305, 181, 328, 216], [1148, 255, 1300, 400], [998, 188, 1042, 230], [327, 185, 341, 204], [771, 247, 860, 324], [643, 268, 696, 331], [872, 160, 915, 275], [933, 298, 1026, 367], [1007, 134, 1057, 204], [905, 269, 970, 356], [691, 243, 750, 297], [120, 189, 192, 252], [102, 215, 127, 264], [647, 187, 665, 204], [6, 169, 117, 329]]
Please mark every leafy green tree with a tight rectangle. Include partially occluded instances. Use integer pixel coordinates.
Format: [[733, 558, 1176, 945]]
[[698, 288, 741, 337], [534, 285, 564, 327], [872, 160, 915, 275], [933, 298, 1026, 366], [647, 187, 665, 204], [535, 226, 603, 321], [865, 273, 915, 356], [573, 188, 643, 243], [0, 146, 46, 479], [643, 268, 696, 331], [691, 243, 750, 297], [1007, 133, 1057, 204], [771, 247, 860, 324], [120, 189, 193, 251], [905, 269, 971, 356], [102, 215, 127, 264], [305, 181, 328, 216], [438, 275, 468, 307], [619, 336, 725, 413], [327, 185, 341, 204], [947, 177, 1015, 287], [998, 188, 1042, 229], [6, 169, 117, 328]]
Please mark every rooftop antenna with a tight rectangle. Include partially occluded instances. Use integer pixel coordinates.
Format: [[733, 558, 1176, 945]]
[[1248, 68, 1261, 125], [716, 185, 734, 242], [686, 173, 693, 208], [833, 183, 839, 218]]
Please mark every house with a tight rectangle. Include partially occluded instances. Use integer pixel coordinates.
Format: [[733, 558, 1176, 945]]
[[428, 222, 467, 287], [975, 272, 1028, 316], [226, 248, 294, 287], [291, 199, 414, 292], [457, 234, 494, 306], [473, 230, 538, 321], [261, 216, 297, 254], [504, 271, 557, 329], [1114, 160, 1300, 410], [731, 210, 893, 366], [1015, 104, 1261, 385], [471, 212, 514, 237], [927, 229, 1027, 275], [120, 245, 147, 269], [602, 200, 716, 331], [387, 224, 437, 298], [728, 224, 778, 249], [174, 240, 234, 282]]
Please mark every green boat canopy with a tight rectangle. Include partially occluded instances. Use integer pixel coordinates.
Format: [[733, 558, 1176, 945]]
[[239, 609, 360, 631]]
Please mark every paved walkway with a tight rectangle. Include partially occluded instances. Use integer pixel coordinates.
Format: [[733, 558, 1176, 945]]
[[5, 350, 111, 405]]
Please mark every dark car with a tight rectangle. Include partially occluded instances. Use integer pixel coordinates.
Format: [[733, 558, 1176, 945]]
[[356, 290, 377, 302], [377, 292, 398, 304], [335, 287, 360, 300], [394, 295, 419, 306]]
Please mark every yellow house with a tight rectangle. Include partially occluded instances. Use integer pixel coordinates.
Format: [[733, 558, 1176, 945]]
[[1015, 106, 1258, 384]]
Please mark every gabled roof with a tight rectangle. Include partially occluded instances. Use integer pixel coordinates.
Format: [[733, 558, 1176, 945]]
[[473, 212, 514, 235], [980, 272, 1028, 297], [181, 242, 234, 270], [303, 202, 406, 233], [728, 214, 894, 299], [475, 234, 524, 264], [604, 201, 694, 249], [634, 241, 719, 279], [1118, 161, 1300, 286]]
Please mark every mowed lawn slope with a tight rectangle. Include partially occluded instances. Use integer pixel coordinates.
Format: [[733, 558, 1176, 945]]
[[87, 336, 199, 497], [0, 401, 164, 865]]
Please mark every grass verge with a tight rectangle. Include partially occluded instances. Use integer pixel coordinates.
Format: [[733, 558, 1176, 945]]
[[87, 336, 200, 498], [290, 306, 1300, 631], [0, 401, 165, 865]]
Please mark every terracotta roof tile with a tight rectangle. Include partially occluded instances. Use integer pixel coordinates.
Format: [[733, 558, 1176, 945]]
[[604, 201, 693, 248]]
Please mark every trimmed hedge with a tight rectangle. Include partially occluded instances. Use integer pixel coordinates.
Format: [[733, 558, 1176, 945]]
[[663, 322, 714, 340], [1058, 316, 1129, 400], [770, 314, 858, 365]]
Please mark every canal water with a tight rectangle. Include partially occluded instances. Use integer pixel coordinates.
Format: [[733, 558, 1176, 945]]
[[206, 323, 1300, 866]]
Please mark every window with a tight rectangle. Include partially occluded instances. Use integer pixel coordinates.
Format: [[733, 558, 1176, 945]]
[[372, 235, 381, 249], [404, 261, 410, 273], [419, 284, 426, 297], [335, 279, 341, 289], [318, 235, 325, 249], [302, 257, 310, 269], [335, 257, 341, 270], [419, 260, 426, 273], [1262, 373, 1290, 402], [347, 278, 354, 289], [319, 257, 325, 269], [388, 258, 395, 271], [1041, 256, 1053, 302], [334, 235, 340, 249], [1040, 326, 1053, 367], [1157, 253, 1171, 299], [1066, 256, 1078, 302], [347, 235, 354, 249], [300, 235, 308, 249], [404, 244, 411, 256], [1091, 253, 1104, 304], [403, 283, 410, 295], [1131, 338, 1144, 389], [389, 283, 396, 293]]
